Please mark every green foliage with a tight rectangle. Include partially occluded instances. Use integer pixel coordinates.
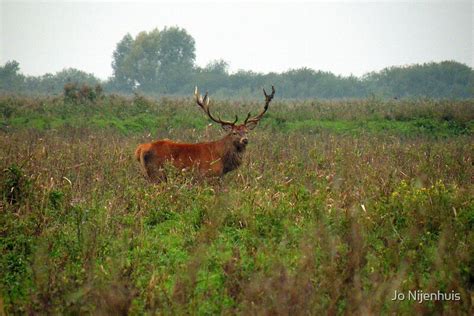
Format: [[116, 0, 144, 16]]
[[1, 48, 472, 99], [110, 27, 196, 94], [365, 61, 474, 98], [111, 33, 135, 92], [0, 60, 25, 93], [188, 61, 473, 99], [27, 68, 102, 95], [0, 63, 102, 95]]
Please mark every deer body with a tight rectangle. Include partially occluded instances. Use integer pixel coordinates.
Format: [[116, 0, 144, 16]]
[[135, 134, 246, 179], [136, 86, 274, 181]]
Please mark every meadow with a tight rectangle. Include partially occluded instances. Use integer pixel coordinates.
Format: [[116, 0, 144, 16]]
[[0, 94, 473, 315]]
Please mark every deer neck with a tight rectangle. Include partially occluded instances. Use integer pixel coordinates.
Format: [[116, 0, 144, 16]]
[[218, 134, 246, 174]]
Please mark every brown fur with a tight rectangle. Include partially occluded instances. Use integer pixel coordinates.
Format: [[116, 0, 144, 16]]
[[135, 128, 248, 181]]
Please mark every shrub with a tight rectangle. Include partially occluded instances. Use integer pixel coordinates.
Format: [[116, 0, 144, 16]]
[[1, 165, 31, 205], [64, 83, 103, 103]]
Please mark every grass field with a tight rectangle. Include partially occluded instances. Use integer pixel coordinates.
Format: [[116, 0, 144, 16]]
[[1, 94, 473, 314]]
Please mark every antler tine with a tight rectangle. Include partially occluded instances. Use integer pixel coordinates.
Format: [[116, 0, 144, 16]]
[[215, 114, 238, 125], [245, 85, 275, 125], [203, 92, 209, 106], [194, 86, 237, 126], [263, 85, 276, 102], [243, 112, 252, 124]]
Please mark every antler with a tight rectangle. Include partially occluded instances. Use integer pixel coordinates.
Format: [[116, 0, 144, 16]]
[[244, 85, 275, 126], [194, 87, 238, 127]]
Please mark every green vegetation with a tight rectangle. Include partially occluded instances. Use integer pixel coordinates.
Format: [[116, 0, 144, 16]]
[[110, 27, 196, 93], [0, 95, 473, 314], [1, 94, 472, 137]]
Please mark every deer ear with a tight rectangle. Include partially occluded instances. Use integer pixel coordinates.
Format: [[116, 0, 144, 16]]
[[246, 121, 258, 130], [222, 124, 233, 131]]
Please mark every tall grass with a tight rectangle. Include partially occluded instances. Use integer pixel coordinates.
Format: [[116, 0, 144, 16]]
[[0, 95, 473, 314]]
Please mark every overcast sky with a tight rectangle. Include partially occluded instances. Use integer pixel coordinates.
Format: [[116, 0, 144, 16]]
[[1, 0, 472, 79]]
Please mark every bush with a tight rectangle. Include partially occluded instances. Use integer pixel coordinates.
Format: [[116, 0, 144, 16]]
[[64, 83, 103, 103]]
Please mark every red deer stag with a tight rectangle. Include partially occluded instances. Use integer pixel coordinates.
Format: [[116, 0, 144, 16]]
[[135, 86, 275, 181]]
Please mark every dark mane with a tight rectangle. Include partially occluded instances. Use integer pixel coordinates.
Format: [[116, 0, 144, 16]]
[[222, 145, 245, 174]]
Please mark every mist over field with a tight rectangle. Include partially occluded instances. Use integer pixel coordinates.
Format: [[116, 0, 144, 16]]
[[1, 1, 473, 315]]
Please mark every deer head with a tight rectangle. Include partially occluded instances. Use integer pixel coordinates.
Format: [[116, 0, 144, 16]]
[[194, 86, 275, 150]]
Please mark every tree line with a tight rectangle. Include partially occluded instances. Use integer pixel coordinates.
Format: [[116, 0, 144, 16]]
[[1, 26, 472, 99]]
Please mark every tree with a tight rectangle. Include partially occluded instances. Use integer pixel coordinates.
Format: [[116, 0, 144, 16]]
[[156, 27, 196, 93], [364, 61, 473, 98], [192, 60, 230, 93], [111, 33, 135, 92], [110, 27, 196, 94], [0, 60, 24, 92], [203, 60, 229, 75]]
